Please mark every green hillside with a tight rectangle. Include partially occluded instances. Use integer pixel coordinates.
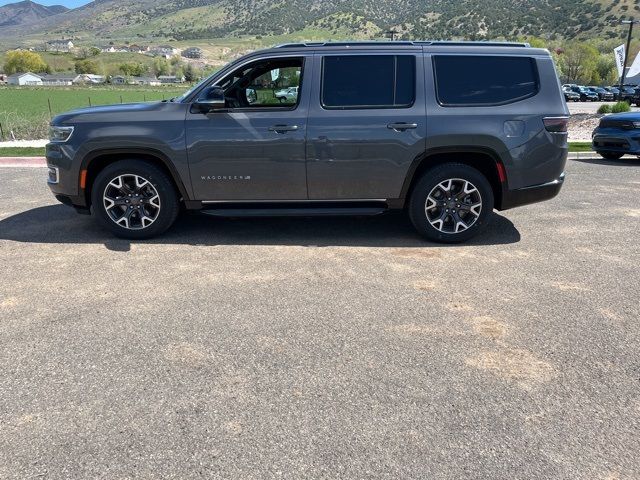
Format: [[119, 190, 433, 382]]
[[0, 0, 638, 44]]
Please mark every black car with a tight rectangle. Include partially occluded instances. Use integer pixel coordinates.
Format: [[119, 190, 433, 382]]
[[617, 85, 640, 106], [563, 87, 580, 102], [570, 85, 598, 102], [587, 86, 614, 102], [605, 86, 620, 99]]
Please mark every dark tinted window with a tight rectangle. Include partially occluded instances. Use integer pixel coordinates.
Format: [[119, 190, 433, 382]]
[[433, 56, 539, 106], [322, 55, 415, 108]]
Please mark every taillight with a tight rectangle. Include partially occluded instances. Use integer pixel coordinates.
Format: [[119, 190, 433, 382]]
[[543, 117, 569, 133]]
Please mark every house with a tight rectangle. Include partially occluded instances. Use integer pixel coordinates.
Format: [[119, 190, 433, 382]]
[[74, 74, 106, 85], [46, 40, 75, 53], [131, 76, 161, 86], [150, 45, 179, 58], [158, 75, 185, 84], [41, 73, 76, 86], [7, 72, 43, 86], [182, 47, 203, 59], [128, 45, 149, 54]]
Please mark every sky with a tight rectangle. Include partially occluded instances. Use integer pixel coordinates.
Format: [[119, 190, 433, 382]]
[[0, 0, 91, 7]]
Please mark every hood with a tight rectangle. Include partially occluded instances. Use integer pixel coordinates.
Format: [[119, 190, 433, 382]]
[[51, 101, 175, 125], [603, 112, 640, 122]]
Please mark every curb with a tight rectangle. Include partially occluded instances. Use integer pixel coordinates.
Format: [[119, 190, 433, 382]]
[[0, 157, 47, 167]]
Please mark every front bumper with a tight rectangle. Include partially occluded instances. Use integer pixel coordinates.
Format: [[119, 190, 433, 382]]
[[46, 142, 88, 210], [500, 173, 565, 210], [592, 130, 640, 155]]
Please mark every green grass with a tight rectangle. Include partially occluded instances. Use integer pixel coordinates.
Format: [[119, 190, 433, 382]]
[[0, 147, 46, 157], [568, 142, 593, 152], [0, 86, 187, 140]]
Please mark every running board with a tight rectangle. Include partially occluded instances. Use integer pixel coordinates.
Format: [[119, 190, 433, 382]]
[[201, 206, 386, 217]]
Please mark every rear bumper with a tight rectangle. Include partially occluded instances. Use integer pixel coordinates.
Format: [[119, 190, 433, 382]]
[[499, 172, 565, 210]]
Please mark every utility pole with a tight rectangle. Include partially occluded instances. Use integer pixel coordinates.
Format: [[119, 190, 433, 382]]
[[620, 19, 640, 91], [386, 29, 398, 41]]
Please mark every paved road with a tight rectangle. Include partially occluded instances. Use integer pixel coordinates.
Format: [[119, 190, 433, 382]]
[[1, 160, 639, 479]]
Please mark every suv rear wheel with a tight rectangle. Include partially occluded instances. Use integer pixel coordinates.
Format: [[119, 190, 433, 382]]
[[409, 163, 494, 243], [91, 159, 180, 239]]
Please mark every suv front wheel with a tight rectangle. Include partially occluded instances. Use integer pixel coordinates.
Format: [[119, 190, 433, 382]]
[[409, 163, 494, 243], [91, 159, 180, 239]]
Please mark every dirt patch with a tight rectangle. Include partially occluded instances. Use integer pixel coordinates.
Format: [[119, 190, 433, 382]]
[[413, 280, 437, 291], [550, 281, 593, 292], [224, 420, 243, 435], [446, 302, 475, 313], [466, 348, 554, 389], [469, 316, 506, 340], [164, 342, 208, 367], [0, 297, 18, 308]]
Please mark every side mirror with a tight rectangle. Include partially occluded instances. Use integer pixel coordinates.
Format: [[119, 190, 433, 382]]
[[194, 86, 225, 113]]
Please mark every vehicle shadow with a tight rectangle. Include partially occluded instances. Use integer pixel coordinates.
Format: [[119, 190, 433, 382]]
[[572, 156, 640, 167], [0, 205, 520, 252]]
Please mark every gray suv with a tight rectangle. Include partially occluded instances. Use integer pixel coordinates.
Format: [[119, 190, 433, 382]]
[[46, 41, 568, 243]]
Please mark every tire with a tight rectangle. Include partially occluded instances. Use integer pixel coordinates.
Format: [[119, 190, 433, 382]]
[[600, 152, 624, 160], [91, 159, 180, 239], [408, 163, 494, 243]]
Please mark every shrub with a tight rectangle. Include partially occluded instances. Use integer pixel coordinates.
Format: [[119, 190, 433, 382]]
[[611, 101, 631, 113], [597, 104, 612, 114]]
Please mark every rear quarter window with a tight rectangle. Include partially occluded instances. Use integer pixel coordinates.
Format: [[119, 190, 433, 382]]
[[433, 55, 539, 106]]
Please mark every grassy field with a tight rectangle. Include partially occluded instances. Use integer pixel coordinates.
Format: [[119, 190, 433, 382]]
[[0, 86, 187, 140]]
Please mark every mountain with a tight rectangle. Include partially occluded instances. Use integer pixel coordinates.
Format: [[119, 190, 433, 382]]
[[0, 0, 631, 42], [0, 0, 69, 28]]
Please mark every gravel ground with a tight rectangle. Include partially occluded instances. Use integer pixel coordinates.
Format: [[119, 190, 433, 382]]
[[567, 102, 640, 142], [0, 160, 639, 479]]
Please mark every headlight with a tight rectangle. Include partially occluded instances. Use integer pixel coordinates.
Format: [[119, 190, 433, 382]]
[[633, 122, 640, 129], [49, 125, 74, 143]]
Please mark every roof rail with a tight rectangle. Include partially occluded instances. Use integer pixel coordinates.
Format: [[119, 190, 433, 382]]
[[274, 40, 530, 48]]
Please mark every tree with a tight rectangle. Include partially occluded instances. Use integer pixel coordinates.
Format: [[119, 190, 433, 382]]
[[3, 50, 49, 75], [557, 43, 599, 84], [183, 63, 198, 82], [119, 62, 148, 77], [153, 58, 171, 76], [75, 59, 99, 74]]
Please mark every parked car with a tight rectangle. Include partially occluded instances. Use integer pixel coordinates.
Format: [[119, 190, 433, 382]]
[[587, 86, 614, 102], [563, 86, 580, 102], [618, 85, 640, 106], [569, 85, 599, 102], [605, 86, 620, 99], [591, 112, 640, 159], [46, 41, 568, 243], [274, 86, 299, 103]]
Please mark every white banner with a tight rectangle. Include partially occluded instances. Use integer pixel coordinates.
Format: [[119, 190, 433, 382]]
[[614, 44, 626, 77], [628, 51, 640, 78]]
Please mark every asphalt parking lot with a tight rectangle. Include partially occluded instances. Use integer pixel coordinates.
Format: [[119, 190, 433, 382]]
[[1, 158, 639, 479]]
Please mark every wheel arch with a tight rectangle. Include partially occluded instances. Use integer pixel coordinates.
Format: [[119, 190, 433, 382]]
[[399, 147, 506, 209], [80, 148, 191, 209]]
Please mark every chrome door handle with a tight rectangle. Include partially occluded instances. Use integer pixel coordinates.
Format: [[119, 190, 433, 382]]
[[387, 122, 418, 131], [269, 124, 299, 133]]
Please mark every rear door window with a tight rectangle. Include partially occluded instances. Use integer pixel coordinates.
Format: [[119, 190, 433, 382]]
[[321, 55, 415, 109], [433, 55, 539, 106]]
